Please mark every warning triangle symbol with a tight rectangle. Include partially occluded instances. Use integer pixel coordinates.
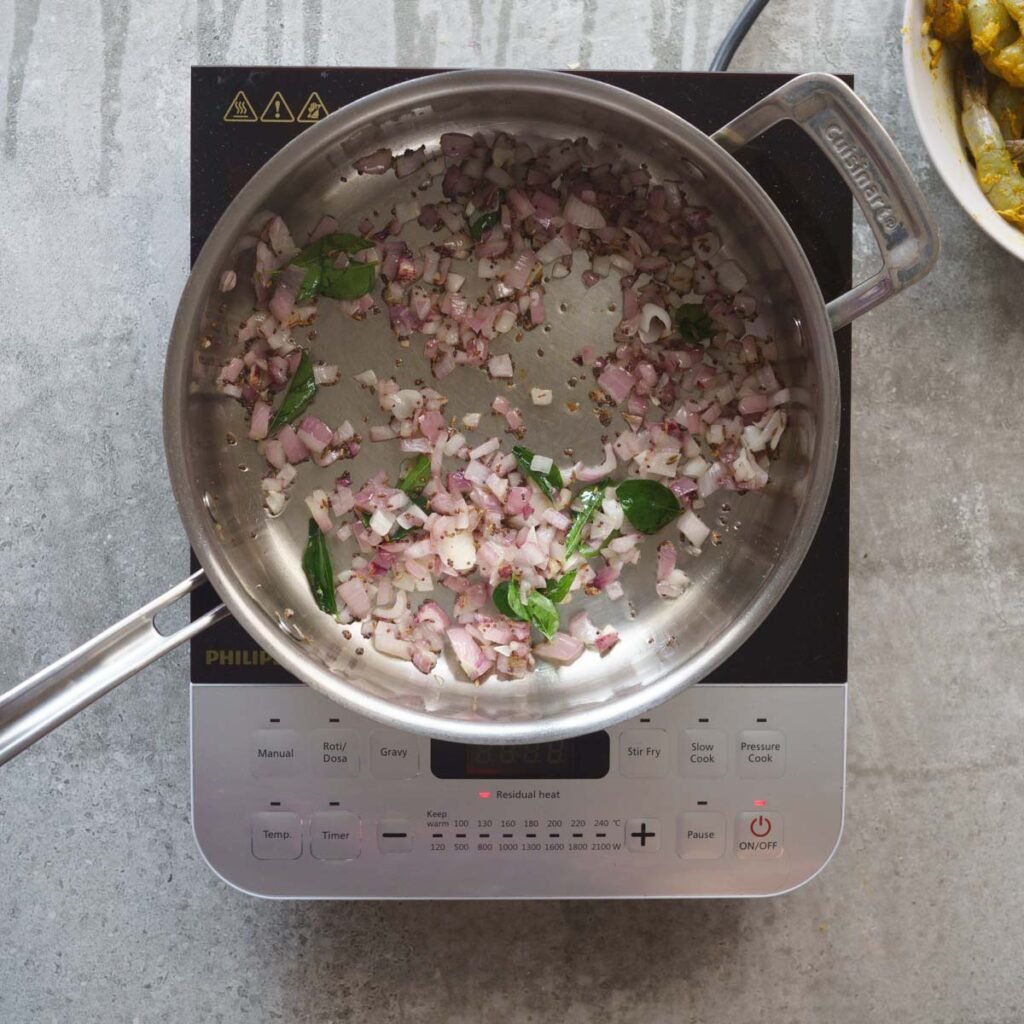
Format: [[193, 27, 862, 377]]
[[223, 90, 258, 123], [260, 91, 295, 123], [296, 91, 329, 123]]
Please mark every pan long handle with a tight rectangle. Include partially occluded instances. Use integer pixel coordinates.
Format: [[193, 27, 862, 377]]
[[711, 72, 939, 331], [0, 571, 229, 767]]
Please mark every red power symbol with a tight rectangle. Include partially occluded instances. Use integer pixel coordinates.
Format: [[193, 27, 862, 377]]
[[749, 815, 772, 838]]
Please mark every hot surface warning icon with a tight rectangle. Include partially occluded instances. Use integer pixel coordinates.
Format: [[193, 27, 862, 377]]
[[297, 92, 329, 123], [223, 90, 258, 123], [260, 91, 295, 123]]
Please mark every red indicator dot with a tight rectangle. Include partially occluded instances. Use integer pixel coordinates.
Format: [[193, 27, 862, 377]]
[[478, 791, 492, 799], [754, 799, 767, 807]]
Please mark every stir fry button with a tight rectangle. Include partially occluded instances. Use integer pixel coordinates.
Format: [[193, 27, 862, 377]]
[[619, 729, 669, 778]]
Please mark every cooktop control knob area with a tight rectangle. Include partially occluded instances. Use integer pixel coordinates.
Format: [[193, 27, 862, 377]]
[[192, 683, 845, 899]]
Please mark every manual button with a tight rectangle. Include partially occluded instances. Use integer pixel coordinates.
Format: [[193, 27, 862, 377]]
[[736, 729, 785, 778], [370, 730, 420, 779], [735, 811, 783, 858], [249, 729, 301, 777], [619, 729, 668, 778]]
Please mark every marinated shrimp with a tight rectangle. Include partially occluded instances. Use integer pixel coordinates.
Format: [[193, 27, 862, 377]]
[[926, 0, 1024, 228], [960, 53, 1024, 225], [967, 0, 1024, 87]]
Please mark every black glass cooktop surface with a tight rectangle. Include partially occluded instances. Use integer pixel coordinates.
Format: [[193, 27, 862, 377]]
[[189, 67, 851, 686]]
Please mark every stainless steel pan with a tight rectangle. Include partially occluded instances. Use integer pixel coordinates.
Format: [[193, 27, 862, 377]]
[[0, 70, 937, 764]]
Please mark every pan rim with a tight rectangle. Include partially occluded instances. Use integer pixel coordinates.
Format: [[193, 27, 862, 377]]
[[165, 68, 840, 743]]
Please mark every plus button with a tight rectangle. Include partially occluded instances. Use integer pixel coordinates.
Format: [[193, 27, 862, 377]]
[[625, 818, 661, 852], [632, 823, 656, 846]]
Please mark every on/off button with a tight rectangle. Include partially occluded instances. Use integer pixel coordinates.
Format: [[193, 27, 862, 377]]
[[735, 811, 783, 858]]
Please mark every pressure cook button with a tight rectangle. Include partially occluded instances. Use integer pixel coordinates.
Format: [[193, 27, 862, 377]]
[[619, 729, 669, 778], [251, 812, 302, 860], [377, 820, 414, 853], [679, 729, 727, 778], [249, 729, 301, 777], [677, 812, 726, 860], [625, 818, 661, 852], [370, 731, 420, 779], [736, 730, 786, 778], [735, 812, 784, 858], [310, 729, 360, 777], [310, 812, 361, 860]]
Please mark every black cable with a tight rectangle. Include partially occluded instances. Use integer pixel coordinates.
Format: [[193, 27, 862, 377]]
[[709, 0, 771, 72]]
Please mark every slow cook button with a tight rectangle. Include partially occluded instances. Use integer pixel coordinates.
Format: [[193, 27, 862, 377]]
[[249, 729, 301, 777], [370, 731, 420, 779], [310, 728, 360, 777], [251, 812, 303, 860], [619, 729, 669, 778], [735, 812, 784, 858], [736, 729, 786, 778], [677, 812, 726, 860], [310, 812, 361, 860], [679, 729, 727, 778]]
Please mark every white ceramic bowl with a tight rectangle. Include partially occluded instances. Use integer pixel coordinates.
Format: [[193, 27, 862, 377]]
[[902, 0, 1024, 260]]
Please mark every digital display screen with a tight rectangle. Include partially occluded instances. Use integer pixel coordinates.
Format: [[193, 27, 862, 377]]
[[431, 732, 609, 779]]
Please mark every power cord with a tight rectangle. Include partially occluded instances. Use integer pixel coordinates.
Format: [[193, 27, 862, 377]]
[[709, 0, 771, 72]]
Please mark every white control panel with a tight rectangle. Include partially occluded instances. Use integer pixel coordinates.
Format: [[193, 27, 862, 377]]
[[191, 683, 845, 898]]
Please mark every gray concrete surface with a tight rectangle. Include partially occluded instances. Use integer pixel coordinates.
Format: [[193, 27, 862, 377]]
[[2, 1, 1023, 1021]]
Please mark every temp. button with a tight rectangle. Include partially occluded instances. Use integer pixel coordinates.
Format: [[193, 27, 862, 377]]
[[370, 731, 420, 779]]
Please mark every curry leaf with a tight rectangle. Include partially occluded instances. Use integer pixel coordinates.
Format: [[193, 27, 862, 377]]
[[616, 479, 680, 534], [512, 445, 563, 502], [541, 570, 577, 604], [397, 454, 432, 494], [268, 351, 317, 433], [525, 591, 560, 640], [563, 483, 607, 558], [290, 233, 377, 303], [675, 302, 714, 344], [318, 261, 377, 301], [302, 518, 337, 615], [493, 579, 528, 621]]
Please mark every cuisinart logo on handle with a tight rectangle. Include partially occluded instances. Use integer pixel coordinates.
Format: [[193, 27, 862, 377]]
[[823, 123, 902, 236]]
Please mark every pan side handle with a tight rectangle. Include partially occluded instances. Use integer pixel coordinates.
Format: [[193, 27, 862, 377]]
[[0, 571, 228, 767], [712, 73, 939, 331]]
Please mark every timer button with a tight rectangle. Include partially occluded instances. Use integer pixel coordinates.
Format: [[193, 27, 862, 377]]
[[370, 731, 420, 779], [619, 729, 669, 778], [310, 812, 361, 861]]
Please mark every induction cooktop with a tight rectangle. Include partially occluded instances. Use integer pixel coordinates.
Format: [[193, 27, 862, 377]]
[[188, 66, 850, 899]]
